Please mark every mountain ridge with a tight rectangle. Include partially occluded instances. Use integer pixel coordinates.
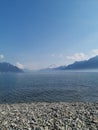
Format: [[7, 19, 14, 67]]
[[56, 55, 98, 70], [0, 62, 24, 73]]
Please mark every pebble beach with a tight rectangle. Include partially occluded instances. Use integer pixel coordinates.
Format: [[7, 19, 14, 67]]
[[0, 102, 98, 130]]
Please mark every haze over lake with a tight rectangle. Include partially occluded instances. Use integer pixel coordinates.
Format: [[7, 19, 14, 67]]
[[0, 71, 98, 103]]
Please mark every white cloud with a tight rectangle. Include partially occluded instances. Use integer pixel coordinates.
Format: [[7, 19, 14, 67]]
[[91, 49, 98, 57], [16, 62, 24, 69], [66, 53, 88, 61], [0, 54, 4, 60]]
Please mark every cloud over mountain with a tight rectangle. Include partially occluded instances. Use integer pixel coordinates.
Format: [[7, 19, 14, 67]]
[[16, 62, 24, 69], [66, 53, 88, 61], [91, 49, 98, 57], [0, 54, 4, 60]]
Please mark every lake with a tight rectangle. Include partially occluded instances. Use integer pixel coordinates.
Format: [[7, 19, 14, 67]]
[[0, 71, 98, 103]]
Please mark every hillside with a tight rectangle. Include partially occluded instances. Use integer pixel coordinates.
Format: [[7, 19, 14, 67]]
[[0, 62, 24, 73]]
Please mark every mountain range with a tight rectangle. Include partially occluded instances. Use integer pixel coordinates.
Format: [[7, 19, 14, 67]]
[[55, 55, 98, 70], [0, 62, 23, 73], [1, 55, 98, 73], [40, 55, 98, 71]]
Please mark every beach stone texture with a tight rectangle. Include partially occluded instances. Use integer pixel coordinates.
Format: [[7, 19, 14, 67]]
[[0, 102, 98, 130]]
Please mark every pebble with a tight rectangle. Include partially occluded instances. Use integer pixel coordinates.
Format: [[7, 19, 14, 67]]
[[0, 102, 98, 129]]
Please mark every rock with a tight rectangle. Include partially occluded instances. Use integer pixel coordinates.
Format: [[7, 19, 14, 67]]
[[0, 103, 98, 129]]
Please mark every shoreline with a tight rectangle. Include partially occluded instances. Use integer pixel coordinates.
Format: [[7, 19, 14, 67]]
[[0, 102, 98, 129]]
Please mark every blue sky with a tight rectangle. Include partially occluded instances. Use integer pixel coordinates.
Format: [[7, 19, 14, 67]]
[[0, 0, 98, 69]]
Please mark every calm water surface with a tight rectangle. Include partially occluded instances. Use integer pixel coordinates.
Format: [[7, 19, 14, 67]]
[[0, 71, 98, 103]]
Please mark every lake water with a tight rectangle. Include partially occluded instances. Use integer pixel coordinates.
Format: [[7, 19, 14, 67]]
[[0, 71, 98, 103]]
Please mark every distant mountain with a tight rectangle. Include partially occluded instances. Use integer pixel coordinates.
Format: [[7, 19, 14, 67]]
[[55, 65, 66, 70], [39, 64, 58, 72], [48, 64, 57, 69], [0, 62, 24, 73], [56, 55, 98, 70]]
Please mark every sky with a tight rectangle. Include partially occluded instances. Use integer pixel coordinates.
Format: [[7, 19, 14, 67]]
[[0, 0, 98, 70]]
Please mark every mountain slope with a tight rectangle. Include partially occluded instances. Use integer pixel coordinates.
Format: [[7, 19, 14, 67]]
[[56, 55, 98, 70], [0, 62, 24, 73], [66, 56, 98, 69]]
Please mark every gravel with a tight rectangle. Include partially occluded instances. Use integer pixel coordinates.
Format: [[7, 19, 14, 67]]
[[0, 102, 98, 130]]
